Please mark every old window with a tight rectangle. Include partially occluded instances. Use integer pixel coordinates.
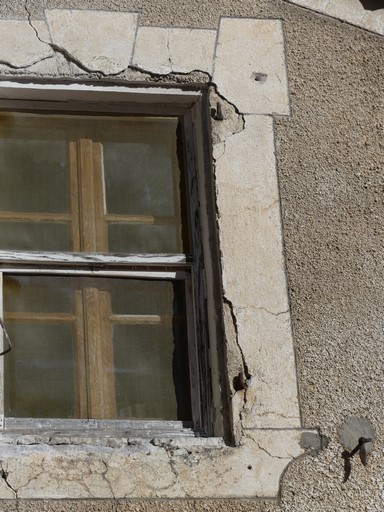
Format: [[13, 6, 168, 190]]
[[0, 92, 218, 434]]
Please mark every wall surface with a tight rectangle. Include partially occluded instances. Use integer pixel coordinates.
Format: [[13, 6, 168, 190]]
[[0, 0, 383, 511]]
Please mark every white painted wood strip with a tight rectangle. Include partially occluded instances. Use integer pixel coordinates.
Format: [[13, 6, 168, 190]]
[[0, 251, 191, 266], [0, 268, 189, 280], [0, 82, 201, 105]]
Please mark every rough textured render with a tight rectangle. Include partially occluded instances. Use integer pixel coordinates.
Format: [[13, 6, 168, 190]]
[[44, 10, 139, 74], [284, 0, 384, 35], [0, 20, 53, 68], [213, 18, 290, 115], [133, 27, 216, 75]]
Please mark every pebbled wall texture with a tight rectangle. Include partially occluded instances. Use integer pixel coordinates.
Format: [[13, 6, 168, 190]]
[[0, 0, 383, 511]]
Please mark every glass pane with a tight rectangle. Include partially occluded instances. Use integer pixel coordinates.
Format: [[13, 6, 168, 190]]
[[104, 139, 177, 217], [4, 275, 74, 313], [0, 221, 70, 251], [0, 113, 71, 252], [0, 138, 68, 213], [5, 324, 75, 418], [102, 118, 185, 254], [4, 275, 76, 418], [108, 223, 180, 253]]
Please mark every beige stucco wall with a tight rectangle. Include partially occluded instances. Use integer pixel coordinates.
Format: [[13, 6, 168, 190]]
[[0, 0, 383, 510]]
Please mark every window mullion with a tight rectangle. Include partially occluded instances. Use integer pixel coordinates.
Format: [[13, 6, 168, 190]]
[[74, 290, 88, 419], [77, 139, 98, 252], [92, 142, 109, 253], [98, 291, 116, 419], [83, 287, 115, 419], [68, 141, 81, 252]]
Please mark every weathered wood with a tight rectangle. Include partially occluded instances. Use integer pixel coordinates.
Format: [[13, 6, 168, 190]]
[[98, 292, 116, 419], [5, 312, 76, 323], [68, 141, 81, 252], [0, 212, 71, 222], [109, 314, 182, 325], [0, 268, 189, 280], [92, 143, 109, 253], [0, 251, 189, 266], [105, 214, 178, 225], [74, 290, 88, 418]]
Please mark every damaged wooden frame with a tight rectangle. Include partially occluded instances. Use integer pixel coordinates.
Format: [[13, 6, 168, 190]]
[[0, 83, 225, 437]]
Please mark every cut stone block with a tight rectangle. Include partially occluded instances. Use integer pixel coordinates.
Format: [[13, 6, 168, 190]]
[[215, 115, 300, 427], [239, 307, 301, 428], [0, 432, 310, 499], [360, 10, 384, 35], [326, 0, 366, 25], [45, 9, 139, 74], [0, 20, 53, 68], [287, 0, 329, 9], [133, 27, 216, 75], [213, 18, 290, 115]]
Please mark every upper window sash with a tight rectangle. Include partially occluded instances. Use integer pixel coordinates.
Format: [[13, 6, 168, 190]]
[[0, 112, 189, 256]]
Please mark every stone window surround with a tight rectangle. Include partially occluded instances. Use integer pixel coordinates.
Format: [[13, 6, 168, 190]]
[[0, 10, 319, 501]]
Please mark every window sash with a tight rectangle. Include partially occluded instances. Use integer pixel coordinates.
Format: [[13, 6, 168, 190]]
[[0, 113, 187, 255], [0, 268, 200, 428], [0, 90, 215, 436]]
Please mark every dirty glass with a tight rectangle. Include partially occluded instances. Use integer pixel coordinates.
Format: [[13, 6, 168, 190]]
[[0, 112, 185, 254], [3, 275, 191, 420]]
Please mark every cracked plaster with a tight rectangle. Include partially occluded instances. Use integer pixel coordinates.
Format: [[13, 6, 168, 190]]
[[0, 431, 313, 499], [133, 27, 217, 75], [0, 7, 313, 501]]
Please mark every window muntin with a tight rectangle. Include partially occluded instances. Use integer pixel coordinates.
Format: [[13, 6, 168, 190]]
[[0, 109, 197, 426]]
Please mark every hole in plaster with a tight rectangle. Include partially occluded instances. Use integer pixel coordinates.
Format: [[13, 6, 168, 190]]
[[253, 72, 267, 83]]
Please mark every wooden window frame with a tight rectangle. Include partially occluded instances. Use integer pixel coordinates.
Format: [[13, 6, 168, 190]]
[[0, 83, 223, 437]]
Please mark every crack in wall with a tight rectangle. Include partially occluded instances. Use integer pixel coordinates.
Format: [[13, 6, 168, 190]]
[[245, 435, 292, 461], [22, 1, 213, 83], [100, 459, 115, 499], [237, 305, 289, 317], [223, 296, 252, 387], [0, 466, 17, 497], [0, 55, 53, 71]]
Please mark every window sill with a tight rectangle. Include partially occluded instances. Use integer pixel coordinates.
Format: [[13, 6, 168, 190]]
[[0, 427, 315, 500], [1, 418, 202, 444]]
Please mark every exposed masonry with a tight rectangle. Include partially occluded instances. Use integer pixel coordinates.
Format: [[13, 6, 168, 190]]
[[283, 0, 384, 36], [0, 8, 319, 499]]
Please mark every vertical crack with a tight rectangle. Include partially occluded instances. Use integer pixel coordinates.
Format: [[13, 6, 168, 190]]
[[25, 0, 45, 45], [0, 467, 17, 497], [223, 296, 252, 386]]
